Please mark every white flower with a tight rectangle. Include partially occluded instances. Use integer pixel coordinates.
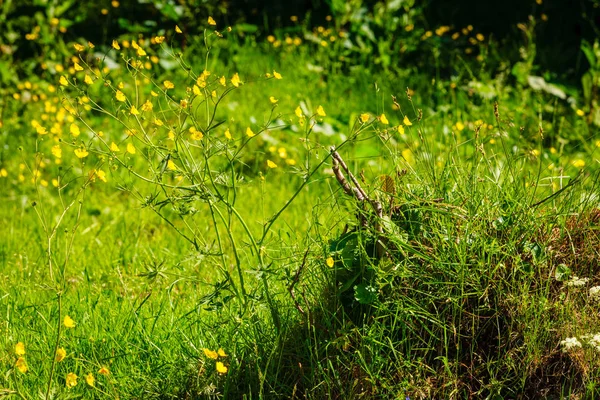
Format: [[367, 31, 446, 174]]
[[589, 286, 600, 300], [585, 333, 600, 352], [560, 337, 582, 352], [567, 276, 589, 287]]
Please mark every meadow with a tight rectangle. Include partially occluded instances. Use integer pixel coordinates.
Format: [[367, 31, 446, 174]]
[[0, 1, 599, 398]]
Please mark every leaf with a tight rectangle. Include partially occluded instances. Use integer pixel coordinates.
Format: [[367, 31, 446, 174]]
[[555, 264, 572, 282], [380, 175, 395, 194], [354, 283, 377, 304]]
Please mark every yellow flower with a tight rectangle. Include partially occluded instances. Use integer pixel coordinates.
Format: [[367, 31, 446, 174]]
[[73, 63, 84, 71], [98, 366, 110, 375], [266, 160, 278, 169], [136, 47, 146, 57], [155, 36, 165, 44], [175, 25, 182, 34], [110, 142, 120, 152], [115, 90, 126, 102], [73, 43, 85, 52], [397, 125, 405, 135], [189, 127, 204, 140], [56, 347, 66, 362], [273, 70, 282, 79], [219, 76, 226, 86], [70, 123, 80, 137], [66, 372, 78, 389], [85, 373, 95, 387], [96, 170, 107, 182], [216, 361, 228, 374], [151, 90, 159, 97], [246, 127, 255, 138], [572, 159, 585, 168], [295, 106, 303, 118], [112, 40, 120, 50], [74, 148, 88, 159], [231, 73, 241, 87], [167, 159, 177, 171], [576, 109, 585, 117], [218, 348, 227, 357], [84, 74, 94, 85], [379, 113, 389, 125], [269, 96, 278, 104], [360, 113, 370, 123], [192, 85, 201, 96], [64, 315, 76, 327], [326, 257, 334, 268], [403, 115, 412, 126], [126, 143, 136, 154], [141, 100, 153, 112], [59, 75, 69, 86], [15, 342, 25, 356], [454, 121, 465, 131], [15, 357, 28, 373], [153, 118, 163, 126], [208, 16, 216, 26], [317, 105, 326, 117], [130, 106, 140, 115], [203, 348, 218, 359], [224, 129, 232, 140], [164, 80, 175, 89]]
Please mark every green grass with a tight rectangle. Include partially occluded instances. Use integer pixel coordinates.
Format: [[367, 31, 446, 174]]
[[0, 15, 599, 399]]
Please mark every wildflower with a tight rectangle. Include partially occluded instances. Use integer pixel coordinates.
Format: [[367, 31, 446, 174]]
[[111, 0, 119, 7], [455, 121, 465, 131], [218, 348, 227, 357], [74, 148, 88, 159], [98, 366, 110, 375], [115, 90, 126, 102], [360, 113, 370, 123], [589, 286, 600, 301], [266, 160, 278, 168], [15, 357, 27, 373], [15, 342, 25, 356], [85, 373, 95, 387], [397, 125, 405, 135], [84, 74, 94, 85], [585, 333, 600, 352], [326, 257, 334, 268], [476, 33, 485, 41], [153, 118, 163, 126], [70, 123, 80, 137], [572, 159, 585, 168], [219, 76, 226, 86], [136, 47, 146, 57], [224, 129, 232, 140], [73, 43, 85, 52], [189, 127, 203, 140], [110, 142, 120, 152], [141, 100, 153, 112], [64, 315, 76, 327], [295, 106, 303, 118], [130, 106, 140, 115], [269, 96, 278, 104], [576, 109, 585, 117], [180, 99, 188, 108], [379, 113, 389, 125], [56, 347, 66, 362], [317, 105, 326, 117], [175, 25, 182, 34], [246, 127, 255, 138], [216, 361, 228, 374], [112, 40, 120, 50], [567, 276, 589, 287], [96, 170, 107, 182], [163, 80, 174, 90], [208, 16, 216, 26], [74, 63, 84, 71], [167, 160, 177, 171], [59, 76, 69, 86], [126, 143, 136, 154], [273, 70, 282, 79], [203, 348, 218, 359], [231, 73, 241, 87], [66, 372, 78, 388], [560, 337, 582, 352]]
